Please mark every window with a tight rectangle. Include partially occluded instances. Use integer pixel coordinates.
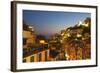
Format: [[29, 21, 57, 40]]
[[39, 53, 41, 62], [45, 51, 47, 61], [23, 59, 26, 63], [44, 44, 48, 49], [30, 56, 34, 62], [23, 38, 27, 45]]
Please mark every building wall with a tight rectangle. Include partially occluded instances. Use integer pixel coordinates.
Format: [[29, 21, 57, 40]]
[[23, 49, 50, 62], [23, 30, 36, 49]]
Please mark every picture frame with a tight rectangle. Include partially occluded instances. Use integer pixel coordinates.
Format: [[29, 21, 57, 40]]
[[11, 1, 98, 72]]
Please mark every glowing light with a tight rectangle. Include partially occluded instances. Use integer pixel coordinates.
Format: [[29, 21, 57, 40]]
[[67, 33, 70, 37], [77, 34, 82, 37], [40, 40, 45, 44], [61, 33, 64, 36], [65, 53, 69, 60], [28, 26, 34, 31], [77, 21, 89, 27], [77, 21, 82, 26]]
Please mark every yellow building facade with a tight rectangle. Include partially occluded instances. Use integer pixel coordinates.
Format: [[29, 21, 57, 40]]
[[23, 25, 36, 49], [23, 49, 50, 62]]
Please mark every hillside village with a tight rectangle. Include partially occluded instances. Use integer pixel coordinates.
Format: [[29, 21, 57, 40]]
[[23, 17, 91, 62]]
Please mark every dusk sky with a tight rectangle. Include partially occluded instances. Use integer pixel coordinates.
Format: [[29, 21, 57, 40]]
[[23, 10, 91, 38]]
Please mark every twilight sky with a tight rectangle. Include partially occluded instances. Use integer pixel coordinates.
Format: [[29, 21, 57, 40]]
[[23, 10, 91, 38]]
